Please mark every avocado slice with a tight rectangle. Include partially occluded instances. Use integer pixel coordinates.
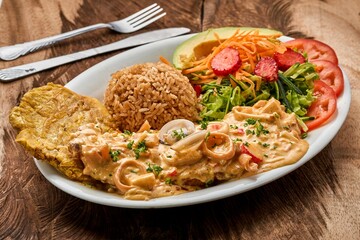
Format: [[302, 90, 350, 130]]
[[172, 27, 283, 69]]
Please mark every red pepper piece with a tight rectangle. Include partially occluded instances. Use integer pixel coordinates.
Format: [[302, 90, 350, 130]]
[[240, 144, 262, 163], [168, 170, 177, 177], [192, 84, 202, 97], [211, 47, 242, 76], [273, 48, 305, 71], [254, 56, 278, 82]]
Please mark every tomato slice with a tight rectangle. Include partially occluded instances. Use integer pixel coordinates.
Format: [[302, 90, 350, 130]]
[[306, 80, 337, 131], [284, 39, 338, 65], [312, 60, 344, 97]]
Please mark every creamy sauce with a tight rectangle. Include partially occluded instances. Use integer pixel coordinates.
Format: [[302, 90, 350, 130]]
[[70, 98, 308, 200]]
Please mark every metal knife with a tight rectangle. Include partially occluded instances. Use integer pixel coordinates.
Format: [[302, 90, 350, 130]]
[[0, 27, 190, 82]]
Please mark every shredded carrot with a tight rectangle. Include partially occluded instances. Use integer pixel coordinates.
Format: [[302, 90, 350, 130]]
[[229, 77, 237, 88], [191, 73, 216, 80], [159, 56, 171, 65], [182, 29, 284, 91], [182, 64, 209, 74], [240, 69, 251, 77]]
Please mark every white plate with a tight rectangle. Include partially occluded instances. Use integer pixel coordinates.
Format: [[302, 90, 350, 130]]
[[35, 34, 351, 208]]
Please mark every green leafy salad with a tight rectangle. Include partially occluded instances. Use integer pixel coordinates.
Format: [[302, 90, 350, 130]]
[[198, 62, 318, 128]]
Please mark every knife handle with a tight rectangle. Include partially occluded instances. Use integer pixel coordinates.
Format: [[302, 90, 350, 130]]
[[0, 48, 101, 81], [0, 24, 107, 61], [0, 39, 136, 82]]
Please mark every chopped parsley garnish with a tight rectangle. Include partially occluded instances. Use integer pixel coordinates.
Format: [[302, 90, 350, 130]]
[[127, 140, 134, 149], [165, 178, 173, 185], [205, 131, 211, 140], [230, 124, 238, 129], [255, 122, 269, 136], [200, 120, 209, 130], [246, 129, 255, 135], [245, 118, 257, 125], [172, 129, 186, 140], [233, 138, 242, 143], [126, 140, 147, 159], [123, 130, 133, 135], [258, 142, 270, 147], [244, 118, 269, 137], [133, 140, 147, 159], [109, 150, 121, 162], [152, 165, 163, 175], [146, 163, 163, 175]]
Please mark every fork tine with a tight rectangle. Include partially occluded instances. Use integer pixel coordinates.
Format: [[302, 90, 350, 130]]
[[129, 8, 164, 26], [131, 12, 166, 30], [127, 6, 161, 24], [122, 3, 159, 22]]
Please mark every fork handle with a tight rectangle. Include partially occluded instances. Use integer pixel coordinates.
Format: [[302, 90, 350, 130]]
[[0, 23, 108, 61]]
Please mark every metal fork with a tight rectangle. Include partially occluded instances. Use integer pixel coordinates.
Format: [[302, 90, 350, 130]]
[[0, 3, 166, 61]]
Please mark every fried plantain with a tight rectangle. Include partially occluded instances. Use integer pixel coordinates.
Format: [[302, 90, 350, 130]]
[[9, 83, 114, 184]]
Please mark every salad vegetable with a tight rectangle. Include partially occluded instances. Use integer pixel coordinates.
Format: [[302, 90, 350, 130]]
[[173, 28, 343, 132], [254, 57, 278, 81], [284, 38, 339, 65], [304, 80, 337, 130], [273, 48, 305, 71], [312, 60, 344, 96], [210, 47, 242, 76]]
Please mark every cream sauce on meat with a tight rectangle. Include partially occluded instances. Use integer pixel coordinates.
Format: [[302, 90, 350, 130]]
[[70, 98, 309, 200]]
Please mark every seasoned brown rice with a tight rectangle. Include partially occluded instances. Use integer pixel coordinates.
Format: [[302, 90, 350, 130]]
[[104, 62, 200, 131]]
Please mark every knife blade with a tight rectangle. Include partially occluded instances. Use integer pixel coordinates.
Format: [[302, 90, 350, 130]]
[[0, 27, 190, 82]]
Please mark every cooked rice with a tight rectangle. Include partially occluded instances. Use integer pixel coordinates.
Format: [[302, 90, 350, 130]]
[[104, 62, 200, 132]]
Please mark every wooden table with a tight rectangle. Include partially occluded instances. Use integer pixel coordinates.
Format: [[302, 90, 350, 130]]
[[1, 0, 359, 239]]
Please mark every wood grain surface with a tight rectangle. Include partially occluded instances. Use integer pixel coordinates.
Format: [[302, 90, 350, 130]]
[[1, 0, 359, 239]]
